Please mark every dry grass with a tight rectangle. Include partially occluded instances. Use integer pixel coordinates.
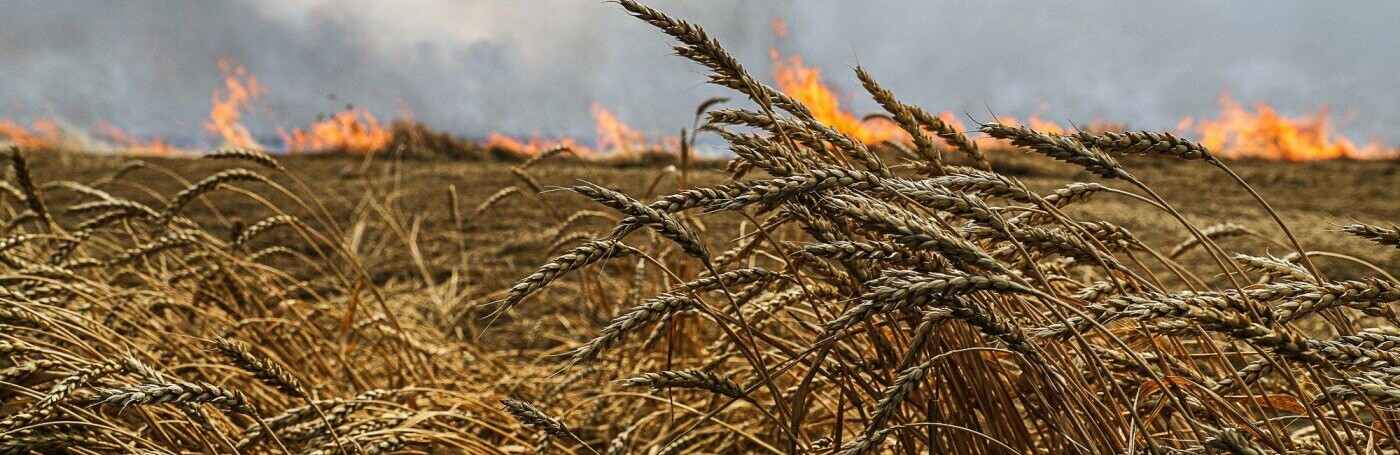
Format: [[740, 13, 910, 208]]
[[2, 1, 1400, 454]]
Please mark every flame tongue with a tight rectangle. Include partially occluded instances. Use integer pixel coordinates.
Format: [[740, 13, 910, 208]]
[[770, 52, 906, 144], [1, 35, 1395, 162], [486, 133, 585, 156], [92, 121, 175, 154], [1181, 93, 1392, 161], [484, 104, 667, 157], [280, 108, 390, 154], [0, 119, 62, 149], [206, 59, 264, 149], [592, 103, 652, 154]]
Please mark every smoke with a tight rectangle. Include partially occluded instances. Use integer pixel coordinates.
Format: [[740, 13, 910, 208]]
[[1, 0, 1396, 144]]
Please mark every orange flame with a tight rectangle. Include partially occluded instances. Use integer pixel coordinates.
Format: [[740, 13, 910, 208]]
[[770, 18, 788, 39], [485, 133, 587, 156], [4, 40, 1393, 162], [1, 118, 178, 154], [0, 119, 62, 148], [756, 19, 1386, 161], [1026, 115, 1067, 135], [204, 60, 392, 154], [1179, 93, 1394, 161], [206, 59, 264, 148], [485, 104, 668, 157], [770, 52, 907, 144], [767, 19, 917, 146], [986, 102, 1072, 136], [91, 120, 176, 154], [280, 108, 391, 154], [592, 103, 654, 153]]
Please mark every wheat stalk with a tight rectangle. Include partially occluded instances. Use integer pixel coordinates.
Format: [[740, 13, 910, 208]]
[[1342, 223, 1400, 249], [158, 169, 270, 226], [212, 336, 308, 398], [7, 147, 53, 230], [0, 360, 128, 431], [979, 123, 1126, 179], [206, 147, 284, 171], [571, 182, 709, 260], [87, 381, 254, 414], [474, 186, 521, 216], [1074, 131, 1214, 161]]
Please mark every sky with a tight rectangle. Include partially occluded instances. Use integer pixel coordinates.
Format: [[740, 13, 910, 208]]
[[0, 0, 1396, 146]]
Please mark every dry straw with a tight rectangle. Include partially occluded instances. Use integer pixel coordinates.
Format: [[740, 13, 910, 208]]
[[1, 1, 1398, 454]]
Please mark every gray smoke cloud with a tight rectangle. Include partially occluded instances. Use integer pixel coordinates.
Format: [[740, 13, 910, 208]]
[[1, 0, 1396, 146]]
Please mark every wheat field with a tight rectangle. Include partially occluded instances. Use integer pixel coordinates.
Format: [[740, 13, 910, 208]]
[[3, 1, 1400, 454]]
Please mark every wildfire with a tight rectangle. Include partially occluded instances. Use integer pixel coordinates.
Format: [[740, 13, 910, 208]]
[[484, 104, 668, 157], [200, 61, 665, 156], [0, 118, 174, 154], [485, 134, 586, 156], [1025, 116, 1068, 135], [764, 19, 1088, 151], [770, 55, 907, 144], [91, 121, 176, 154], [3, 33, 1394, 162], [592, 103, 652, 154], [759, 18, 1397, 162], [280, 108, 391, 154], [206, 59, 265, 149], [770, 18, 788, 39], [767, 19, 906, 144], [1178, 93, 1394, 161], [0, 119, 63, 149]]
